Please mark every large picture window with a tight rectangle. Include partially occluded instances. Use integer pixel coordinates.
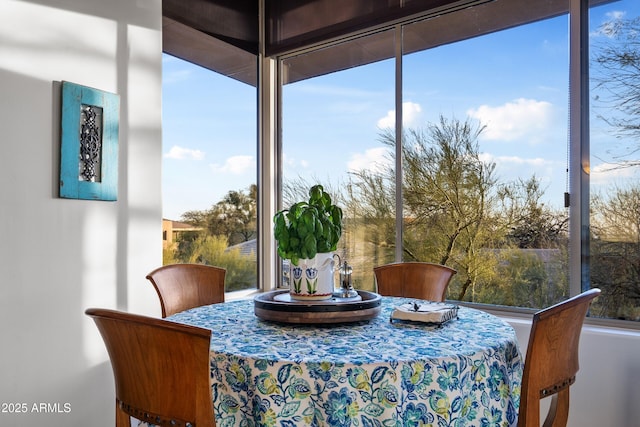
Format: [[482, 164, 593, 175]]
[[161, 0, 640, 323], [401, 14, 570, 309], [277, 0, 640, 322], [589, 0, 640, 321], [162, 54, 258, 292], [281, 30, 396, 291]]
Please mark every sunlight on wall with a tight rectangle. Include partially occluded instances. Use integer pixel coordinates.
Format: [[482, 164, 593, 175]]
[[82, 206, 118, 365], [0, 1, 117, 82]]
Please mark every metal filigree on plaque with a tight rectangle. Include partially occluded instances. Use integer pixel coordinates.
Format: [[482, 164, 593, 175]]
[[79, 104, 103, 182]]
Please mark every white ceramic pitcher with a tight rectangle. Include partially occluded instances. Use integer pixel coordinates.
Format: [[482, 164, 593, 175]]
[[289, 252, 335, 300]]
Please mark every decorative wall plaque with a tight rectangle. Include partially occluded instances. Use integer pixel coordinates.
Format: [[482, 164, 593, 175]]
[[60, 81, 119, 201]]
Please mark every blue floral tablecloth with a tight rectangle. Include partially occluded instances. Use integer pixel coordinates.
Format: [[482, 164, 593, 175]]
[[166, 297, 522, 427]]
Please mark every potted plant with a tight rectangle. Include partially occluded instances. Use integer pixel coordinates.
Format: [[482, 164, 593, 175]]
[[274, 185, 343, 300]]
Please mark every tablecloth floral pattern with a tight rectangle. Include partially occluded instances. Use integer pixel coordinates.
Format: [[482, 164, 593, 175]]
[[167, 297, 522, 427]]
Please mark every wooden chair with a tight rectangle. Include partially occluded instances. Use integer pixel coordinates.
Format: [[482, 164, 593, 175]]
[[373, 262, 457, 301], [85, 308, 215, 427], [146, 263, 226, 317], [518, 288, 601, 427]]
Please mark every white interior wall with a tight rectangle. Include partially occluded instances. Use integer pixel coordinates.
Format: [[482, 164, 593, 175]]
[[506, 317, 640, 426], [0, 1, 638, 427], [0, 1, 162, 426]]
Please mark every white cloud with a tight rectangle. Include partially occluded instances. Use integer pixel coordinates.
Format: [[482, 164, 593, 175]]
[[480, 153, 550, 168], [591, 11, 627, 38], [480, 153, 558, 186], [377, 112, 394, 129], [282, 153, 309, 170], [347, 147, 392, 173], [377, 102, 423, 129], [605, 10, 626, 21], [591, 162, 640, 186], [164, 145, 205, 160], [467, 98, 554, 142], [210, 155, 255, 175], [282, 153, 295, 167]]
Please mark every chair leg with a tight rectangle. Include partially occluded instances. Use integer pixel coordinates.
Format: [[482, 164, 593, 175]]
[[542, 389, 570, 427], [115, 404, 131, 427], [518, 396, 540, 427]]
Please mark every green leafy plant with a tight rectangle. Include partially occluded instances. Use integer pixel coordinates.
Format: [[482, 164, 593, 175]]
[[273, 185, 343, 265]]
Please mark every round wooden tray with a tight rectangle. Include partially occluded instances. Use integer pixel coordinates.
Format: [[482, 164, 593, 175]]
[[254, 290, 382, 324]]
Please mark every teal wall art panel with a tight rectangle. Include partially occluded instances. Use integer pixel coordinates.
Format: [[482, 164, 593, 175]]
[[60, 81, 119, 201]]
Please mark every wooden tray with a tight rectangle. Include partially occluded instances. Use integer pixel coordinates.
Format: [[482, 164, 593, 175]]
[[254, 290, 382, 324]]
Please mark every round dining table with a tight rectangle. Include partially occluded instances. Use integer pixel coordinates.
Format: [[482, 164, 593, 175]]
[[166, 295, 523, 427]]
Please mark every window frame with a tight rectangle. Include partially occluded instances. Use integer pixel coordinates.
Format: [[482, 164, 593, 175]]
[[268, 0, 639, 328]]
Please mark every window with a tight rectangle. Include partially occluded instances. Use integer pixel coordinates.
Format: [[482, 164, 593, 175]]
[[161, 0, 639, 322], [589, 0, 640, 321], [281, 30, 396, 291], [162, 54, 258, 292], [401, 14, 570, 309], [276, 0, 639, 322]]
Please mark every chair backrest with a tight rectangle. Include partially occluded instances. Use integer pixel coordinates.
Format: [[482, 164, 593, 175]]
[[373, 262, 457, 301], [146, 263, 226, 317], [518, 288, 601, 427], [85, 308, 215, 427]]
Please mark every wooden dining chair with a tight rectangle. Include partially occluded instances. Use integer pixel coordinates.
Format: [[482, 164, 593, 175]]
[[85, 308, 216, 427], [146, 263, 226, 317], [518, 288, 601, 427], [373, 262, 457, 301]]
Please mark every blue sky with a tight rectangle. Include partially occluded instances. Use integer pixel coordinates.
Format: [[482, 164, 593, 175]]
[[162, 60, 256, 219], [162, 1, 640, 221]]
